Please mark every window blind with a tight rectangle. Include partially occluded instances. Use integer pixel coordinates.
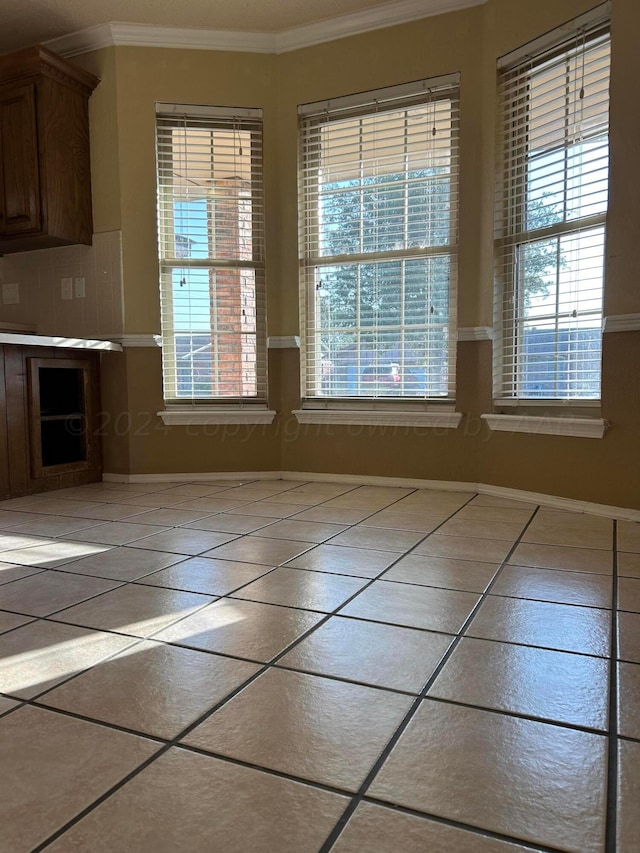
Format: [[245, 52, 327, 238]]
[[494, 12, 610, 403], [298, 76, 459, 403], [155, 104, 266, 403]]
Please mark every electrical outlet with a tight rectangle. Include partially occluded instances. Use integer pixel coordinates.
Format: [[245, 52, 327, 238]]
[[74, 277, 86, 298], [2, 282, 20, 305], [61, 277, 73, 300]]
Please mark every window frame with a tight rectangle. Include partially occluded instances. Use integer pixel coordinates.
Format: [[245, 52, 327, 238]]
[[297, 75, 461, 414], [493, 10, 611, 409], [154, 103, 269, 413]]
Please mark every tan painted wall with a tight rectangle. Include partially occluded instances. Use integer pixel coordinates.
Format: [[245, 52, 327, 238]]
[[78, 0, 640, 508]]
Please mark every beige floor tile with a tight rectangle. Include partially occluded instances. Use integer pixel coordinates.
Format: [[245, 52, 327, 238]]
[[206, 536, 313, 566], [234, 566, 367, 612], [256, 519, 347, 543], [618, 552, 640, 579], [384, 555, 499, 593], [154, 598, 322, 661], [172, 497, 253, 513], [66, 502, 154, 521], [0, 619, 136, 699], [361, 510, 444, 533], [279, 615, 452, 693], [127, 508, 215, 526], [0, 531, 57, 550], [133, 528, 238, 555], [334, 802, 533, 853], [136, 557, 272, 596], [491, 565, 613, 608], [42, 640, 259, 738], [61, 521, 172, 546], [9, 498, 105, 517], [262, 492, 322, 506], [183, 668, 411, 791], [429, 636, 609, 729], [467, 596, 611, 657], [119, 494, 198, 509], [226, 501, 314, 518], [618, 521, 640, 554], [0, 695, 19, 715], [370, 700, 607, 853], [618, 661, 640, 740], [454, 505, 535, 524], [287, 482, 354, 496], [0, 563, 43, 585], [340, 580, 479, 633], [618, 577, 640, 612], [285, 544, 397, 578], [533, 509, 612, 532], [435, 518, 525, 543], [46, 747, 347, 853], [618, 739, 640, 852], [55, 584, 214, 637], [7, 516, 104, 537], [619, 611, 640, 663], [182, 514, 276, 533], [329, 526, 425, 553], [0, 610, 32, 634], [0, 571, 120, 617], [155, 484, 231, 497], [321, 496, 398, 511], [468, 495, 538, 510], [0, 510, 56, 528], [291, 506, 372, 524], [522, 523, 612, 550], [0, 540, 111, 568], [0, 705, 159, 852], [57, 547, 187, 581], [508, 543, 613, 575], [414, 534, 512, 563]]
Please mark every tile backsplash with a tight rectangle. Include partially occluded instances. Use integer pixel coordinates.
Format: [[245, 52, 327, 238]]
[[0, 231, 124, 340]]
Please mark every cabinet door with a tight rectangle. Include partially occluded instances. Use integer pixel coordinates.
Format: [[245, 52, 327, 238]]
[[0, 83, 41, 235]]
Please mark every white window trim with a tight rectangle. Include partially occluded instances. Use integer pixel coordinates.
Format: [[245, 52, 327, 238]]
[[158, 407, 276, 425], [482, 413, 607, 439]]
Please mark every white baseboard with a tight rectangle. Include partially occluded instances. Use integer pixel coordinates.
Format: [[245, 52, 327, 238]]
[[102, 469, 640, 521]]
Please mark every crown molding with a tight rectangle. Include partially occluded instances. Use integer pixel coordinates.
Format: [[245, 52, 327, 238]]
[[275, 0, 487, 53], [44, 0, 487, 59], [602, 313, 640, 334]]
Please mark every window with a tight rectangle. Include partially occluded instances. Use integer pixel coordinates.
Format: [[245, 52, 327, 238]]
[[298, 76, 459, 405], [155, 104, 266, 405], [494, 10, 611, 404]]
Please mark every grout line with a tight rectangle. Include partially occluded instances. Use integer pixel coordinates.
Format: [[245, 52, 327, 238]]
[[317, 504, 542, 852], [604, 520, 619, 853]]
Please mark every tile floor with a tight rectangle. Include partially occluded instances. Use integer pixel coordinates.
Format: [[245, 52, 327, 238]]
[[0, 478, 637, 852]]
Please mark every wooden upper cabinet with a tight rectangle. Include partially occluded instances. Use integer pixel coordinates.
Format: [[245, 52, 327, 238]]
[[0, 45, 98, 254]]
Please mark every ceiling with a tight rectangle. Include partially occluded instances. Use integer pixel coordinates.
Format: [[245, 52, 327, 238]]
[[0, 0, 451, 56]]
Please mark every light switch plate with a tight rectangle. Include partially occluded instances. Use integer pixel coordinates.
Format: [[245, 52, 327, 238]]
[[61, 278, 73, 300], [74, 277, 86, 298], [2, 282, 20, 305]]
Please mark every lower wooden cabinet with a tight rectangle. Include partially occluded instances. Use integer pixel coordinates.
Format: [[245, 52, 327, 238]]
[[0, 344, 102, 499]]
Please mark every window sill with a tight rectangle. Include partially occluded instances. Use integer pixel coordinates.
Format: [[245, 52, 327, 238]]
[[158, 408, 277, 426], [293, 409, 462, 428], [482, 414, 608, 439]]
